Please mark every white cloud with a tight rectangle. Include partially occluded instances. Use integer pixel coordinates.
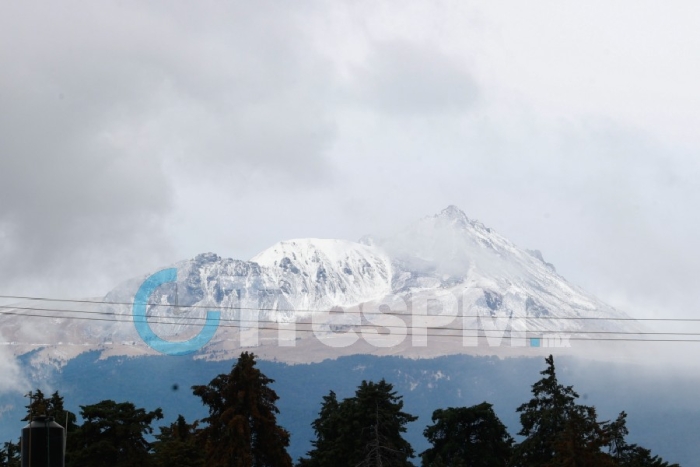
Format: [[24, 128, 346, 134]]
[[0, 345, 27, 395], [1, 0, 700, 340]]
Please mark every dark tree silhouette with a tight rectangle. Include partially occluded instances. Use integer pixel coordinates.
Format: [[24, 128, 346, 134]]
[[67, 399, 162, 467], [422, 402, 513, 466], [152, 414, 204, 467], [512, 355, 613, 466], [0, 440, 20, 467], [513, 355, 678, 467], [192, 351, 292, 467], [300, 379, 417, 467], [23, 389, 78, 432], [605, 412, 679, 467], [298, 391, 342, 467]]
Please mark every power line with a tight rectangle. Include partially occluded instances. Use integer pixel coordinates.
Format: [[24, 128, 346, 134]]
[[0, 304, 691, 334], [3, 327, 700, 344], [0, 294, 695, 322], [3, 306, 700, 343]]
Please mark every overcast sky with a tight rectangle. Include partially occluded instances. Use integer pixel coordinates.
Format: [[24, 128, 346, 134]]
[[2, 1, 700, 324]]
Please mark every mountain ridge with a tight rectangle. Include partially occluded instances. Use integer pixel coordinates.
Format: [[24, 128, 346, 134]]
[[0, 206, 641, 363]]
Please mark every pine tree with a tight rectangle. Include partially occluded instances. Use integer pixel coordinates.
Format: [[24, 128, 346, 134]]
[[512, 355, 678, 467], [355, 402, 410, 467], [605, 412, 679, 467], [23, 389, 48, 420], [300, 379, 417, 467], [23, 389, 78, 432], [512, 355, 614, 466], [616, 446, 679, 467], [353, 380, 417, 467], [548, 404, 616, 466], [192, 351, 292, 467], [0, 441, 20, 467], [67, 400, 163, 467], [421, 402, 513, 467], [152, 415, 204, 467], [298, 391, 341, 467]]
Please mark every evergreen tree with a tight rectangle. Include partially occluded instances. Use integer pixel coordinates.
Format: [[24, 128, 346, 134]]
[[152, 414, 204, 467], [298, 391, 342, 467], [192, 351, 292, 467], [615, 446, 679, 467], [353, 380, 417, 467], [23, 389, 78, 432], [512, 355, 612, 466], [421, 402, 513, 467], [605, 412, 679, 467], [512, 356, 678, 467], [301, 379, 417, 467], [67, 399, 163, 467], [548, 404, 616, 467], [23, 389, 48, 420], [0, 441, 20, 467]]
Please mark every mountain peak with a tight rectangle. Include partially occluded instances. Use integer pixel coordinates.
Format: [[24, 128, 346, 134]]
[[431, 205, 471, 230], [0, 202, 641, 365], [439, 205, 468, 220]]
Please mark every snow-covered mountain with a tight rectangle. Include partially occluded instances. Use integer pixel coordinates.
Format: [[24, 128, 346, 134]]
[[376, 206, 635, 336], [251, 238, 393, 313], [0, 206, 641, 362]]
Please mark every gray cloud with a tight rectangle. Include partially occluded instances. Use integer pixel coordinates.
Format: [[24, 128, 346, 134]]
[[1, 0, 700, 349], [353, 41, 478, 115], [0, 1, 338, 295], [0, 32, 174, 294]]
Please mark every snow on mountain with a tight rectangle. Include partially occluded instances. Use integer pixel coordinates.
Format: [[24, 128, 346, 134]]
[[376, 206, 637, 336], [250, 238, 393, 314], [98, 239, 392, 334], [0, 206, 642, 361]]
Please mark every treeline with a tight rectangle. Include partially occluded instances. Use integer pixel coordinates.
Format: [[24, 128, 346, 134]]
[[0, 353, 678, 467]]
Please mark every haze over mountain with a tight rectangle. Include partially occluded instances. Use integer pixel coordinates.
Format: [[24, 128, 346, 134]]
[[0, 206, 641, 364]]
